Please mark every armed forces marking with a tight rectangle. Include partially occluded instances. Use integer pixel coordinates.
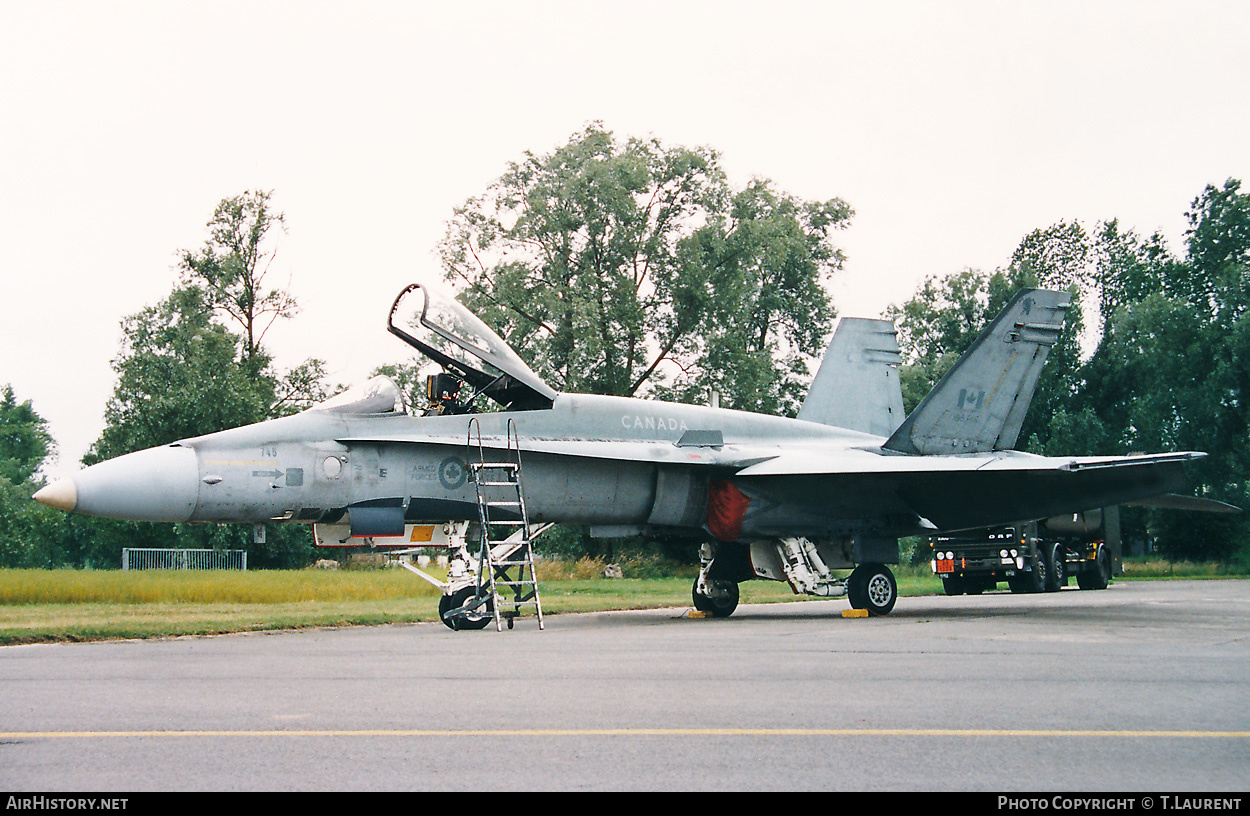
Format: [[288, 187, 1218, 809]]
[[406, 456, 469, 490]]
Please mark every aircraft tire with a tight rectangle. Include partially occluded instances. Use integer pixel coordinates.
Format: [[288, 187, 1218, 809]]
[[692, 579, 739, 618], [848, 563, 897, 616], [439, 586, 494, 631]]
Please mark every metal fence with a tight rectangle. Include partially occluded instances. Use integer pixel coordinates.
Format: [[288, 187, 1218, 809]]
[[121, 548, 248, 571]]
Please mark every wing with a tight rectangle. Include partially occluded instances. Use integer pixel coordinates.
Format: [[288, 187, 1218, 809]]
[[733, 449, 1206, 532], [733, 449, 1204, 477]]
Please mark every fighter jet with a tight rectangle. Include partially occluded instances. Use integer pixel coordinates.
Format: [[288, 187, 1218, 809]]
[[35, 283, 1205, 625]]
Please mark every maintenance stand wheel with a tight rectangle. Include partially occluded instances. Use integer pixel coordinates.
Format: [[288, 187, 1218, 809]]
[[439, 585, 494, 631], [848, 563, 897, 616], [692, 578, 740, 618]]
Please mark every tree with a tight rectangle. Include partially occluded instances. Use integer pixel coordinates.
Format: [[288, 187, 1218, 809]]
[[439, 123, 852, 415], [1179, 178, 1250, 321], [180, 189, 296, 375], [0, 385, 65, 568], [87, 285, 273, 464], [1090, 219, 1172, 329], [663, 179, 851, 416], [0, 385, 54, 485]]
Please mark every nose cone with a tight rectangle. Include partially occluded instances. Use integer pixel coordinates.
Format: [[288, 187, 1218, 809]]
[[36, 445, 200, 522], [33, 478, 77, 512]]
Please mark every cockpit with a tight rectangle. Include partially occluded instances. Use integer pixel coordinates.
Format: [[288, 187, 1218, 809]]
[[386, 283, 557, 414]]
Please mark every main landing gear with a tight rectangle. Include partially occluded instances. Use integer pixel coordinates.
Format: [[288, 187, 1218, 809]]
[[692, 576, 740, 617], [847, 562, 897, 616], [691, 544, 899, 619]]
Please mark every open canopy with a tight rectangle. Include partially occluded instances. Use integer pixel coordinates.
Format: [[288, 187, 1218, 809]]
[[387, 283, 557, 410]]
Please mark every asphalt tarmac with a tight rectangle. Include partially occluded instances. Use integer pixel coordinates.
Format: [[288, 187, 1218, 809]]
[[2, 579, 1247, 792]]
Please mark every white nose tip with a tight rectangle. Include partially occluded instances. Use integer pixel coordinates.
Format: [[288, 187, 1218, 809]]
[[33, 478, 77, 512]]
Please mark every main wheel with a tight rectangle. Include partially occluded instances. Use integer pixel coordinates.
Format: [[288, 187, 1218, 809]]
[[848, 563, 897, 616], [439, 585, 494, 631], [692, 578, 739, 618]]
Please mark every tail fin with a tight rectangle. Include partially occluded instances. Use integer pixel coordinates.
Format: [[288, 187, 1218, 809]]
[[798, 317, 905, 437], [883, 289, 1072, 455]]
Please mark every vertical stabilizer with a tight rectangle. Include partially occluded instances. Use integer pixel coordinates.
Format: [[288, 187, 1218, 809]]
[[798, 318, 905, 437], [883, 289, 1071, 455]]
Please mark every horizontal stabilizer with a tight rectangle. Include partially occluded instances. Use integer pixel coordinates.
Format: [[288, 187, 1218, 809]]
[[798, 318, 904, 437], [884, 289, 1071, 455]]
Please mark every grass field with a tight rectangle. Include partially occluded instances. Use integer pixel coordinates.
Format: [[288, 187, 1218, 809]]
[[0, 557, 1241, 645]]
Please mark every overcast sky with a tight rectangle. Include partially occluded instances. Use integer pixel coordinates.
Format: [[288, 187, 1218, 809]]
[[3, 0, 1248, 478]]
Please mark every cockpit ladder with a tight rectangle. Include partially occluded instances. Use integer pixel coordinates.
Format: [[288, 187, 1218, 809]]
[[466, 417, 546, 631]]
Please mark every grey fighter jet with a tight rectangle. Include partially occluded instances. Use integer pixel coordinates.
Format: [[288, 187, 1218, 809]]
[[35, 284, 1205, 624]]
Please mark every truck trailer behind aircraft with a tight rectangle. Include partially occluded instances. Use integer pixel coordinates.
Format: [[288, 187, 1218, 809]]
[[930, 507, 1118, 595]]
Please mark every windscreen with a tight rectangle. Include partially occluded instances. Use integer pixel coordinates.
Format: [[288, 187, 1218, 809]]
[[310, 376, 407, 415]]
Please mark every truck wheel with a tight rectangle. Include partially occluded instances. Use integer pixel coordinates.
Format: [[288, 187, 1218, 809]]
[[942, 576, 965, 596], [1078, 545, 1112, 591], [1044, 543, 1066, 592], [1013, 556, 1047, 594], [1027, 558, 1047, 592], [849, 563, 897, 616]]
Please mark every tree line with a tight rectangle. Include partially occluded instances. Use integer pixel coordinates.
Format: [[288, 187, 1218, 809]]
[[1, 124, 1246, 567]]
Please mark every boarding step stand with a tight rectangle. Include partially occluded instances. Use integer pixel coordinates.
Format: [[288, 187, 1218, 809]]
[[467, 417, 548, 631]]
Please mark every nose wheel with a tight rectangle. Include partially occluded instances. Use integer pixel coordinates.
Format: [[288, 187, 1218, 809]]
[[439, 585, 494, 630]]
